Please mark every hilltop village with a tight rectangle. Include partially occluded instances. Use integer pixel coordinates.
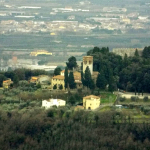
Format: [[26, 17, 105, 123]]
[[0, 46, 150, 149]]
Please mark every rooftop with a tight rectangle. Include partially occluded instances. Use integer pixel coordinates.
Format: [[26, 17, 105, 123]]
[[52, 75, 64, 80], [83, 95, 100, 99]]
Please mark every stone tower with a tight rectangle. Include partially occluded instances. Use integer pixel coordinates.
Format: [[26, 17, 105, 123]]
[[83, 56, 93, 75]]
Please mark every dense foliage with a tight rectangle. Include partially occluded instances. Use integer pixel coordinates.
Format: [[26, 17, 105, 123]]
[[88, 46, 150, 92], [0, 109, 150, 150]]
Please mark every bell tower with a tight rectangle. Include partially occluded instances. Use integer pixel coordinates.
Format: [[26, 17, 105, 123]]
[[83, 56, 93, 75]]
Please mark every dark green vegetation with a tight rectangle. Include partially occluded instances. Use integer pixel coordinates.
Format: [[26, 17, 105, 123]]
[[1, 109, 150, 150], [88, 46, 150, 93]]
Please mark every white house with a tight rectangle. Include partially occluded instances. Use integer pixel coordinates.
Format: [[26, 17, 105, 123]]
[[42, 99, 66, 109]]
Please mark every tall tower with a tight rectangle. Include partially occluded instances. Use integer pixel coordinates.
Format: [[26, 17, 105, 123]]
[[83, 56, 93, 75]]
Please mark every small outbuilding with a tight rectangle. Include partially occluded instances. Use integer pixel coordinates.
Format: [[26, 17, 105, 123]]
[[83, 95, 100, 110], [42, 99, 66, 109]]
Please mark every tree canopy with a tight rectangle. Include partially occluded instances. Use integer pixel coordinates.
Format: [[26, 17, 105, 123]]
[[66, 56, 77, 70], [54, 67, 62, 76]]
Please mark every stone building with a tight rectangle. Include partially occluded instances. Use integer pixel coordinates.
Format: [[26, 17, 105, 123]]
[[83, 95, 100, 110]]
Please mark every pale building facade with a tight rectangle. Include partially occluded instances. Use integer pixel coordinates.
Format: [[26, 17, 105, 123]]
[[3, 78, 13, 89], [51, 75, 65, 90], [42, 99, 66, 109], [83, 95, 100, 110], [52, 71, 82, 90], [30, 75, 51, 89]]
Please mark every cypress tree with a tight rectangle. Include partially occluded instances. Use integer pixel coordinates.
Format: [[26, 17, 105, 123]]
[[81, 71, 85, 86], [68, 72, 76, 89], [96, 71, 106, 90], [89, 79, 95, 92], [53, 84, 57, 89], [84, 66, 92, 88], [64, 67, 68, 89], [123, 53, 129, 68], [134, 49, 139, 57]]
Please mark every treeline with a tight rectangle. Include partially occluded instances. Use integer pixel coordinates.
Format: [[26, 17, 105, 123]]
[[88, 46, 150, 93], [0, 69, 49, 87], [0, 109, 150, 150]]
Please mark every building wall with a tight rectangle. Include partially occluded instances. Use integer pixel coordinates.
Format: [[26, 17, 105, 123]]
[[51, 78, 65, 90], [42, 99, 66, 109], [83, 56, 93, 75], [58, 100, 66, 106], [83, 98, 100, 110]]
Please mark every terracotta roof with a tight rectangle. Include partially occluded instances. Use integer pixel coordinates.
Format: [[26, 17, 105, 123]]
[[52, 75, 64, 80], [3, 79, 12, 83], [93, 71, 99, 75], [83, 56, 93, 58], [75, 80, 82, 83], [31, 76, 38, 80], [3, 80, 10, 83], [83, 95, 100, 99]]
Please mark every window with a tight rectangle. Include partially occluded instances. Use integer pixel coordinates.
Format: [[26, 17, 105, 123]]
[[84, 61, 87, 64], [89, 61, 91, 64]]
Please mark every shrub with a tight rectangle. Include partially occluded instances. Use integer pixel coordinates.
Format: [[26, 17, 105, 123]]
[[119, 97, 126, 102], [143, 96, 149, 102], [29, 101, 37, 107], [131, 96, 138, 102], [143, 107, 150, 115], [47, 109, 56, 118], [19, 103, 27, 109]]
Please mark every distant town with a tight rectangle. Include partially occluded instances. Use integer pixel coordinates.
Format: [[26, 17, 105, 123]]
[[0, 0, 150, 72]]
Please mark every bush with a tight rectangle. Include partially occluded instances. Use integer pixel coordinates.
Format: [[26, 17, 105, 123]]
[[143, 96, 149, 102], [119, 97, 126, 102], [129, 104, 134, 109], [29, 101, 37, 107], [19, 102, 27, 109], [131, 96, 139, 102], [143, 107, 150, 115]]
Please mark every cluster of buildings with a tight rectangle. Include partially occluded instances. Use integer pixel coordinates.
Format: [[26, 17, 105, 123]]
[[0, 4, 150, 34], [0, 13, 150, 34], [30, 50, 52, 56], [112, 48, 143, 57], [1, 55, 98, 91], [51, 56, 99, 90], [42, 95, 101, 110]]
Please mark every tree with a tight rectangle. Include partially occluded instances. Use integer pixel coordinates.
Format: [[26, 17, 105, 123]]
[[66, 56, 77, 70], [84, 66, 92, 88], [123, 53, 129, 68], [96, 71, 106, 90], [142, 46, 150, 58], [68, 72, 76, 89], [89, 79, 95, 93], [81, 71, 85, 86], [64, 67, 68, 90], [53, 84, 57, 89], [13, 75, 19, 86], [68, 95, 76, 105], [108, 69, 116, 92], [134, 49, 139, 57], [36, 83, 41, 89], [0, 74, 6, 87], [59, 84, 63, 90], [54, 67, 62, 76]]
